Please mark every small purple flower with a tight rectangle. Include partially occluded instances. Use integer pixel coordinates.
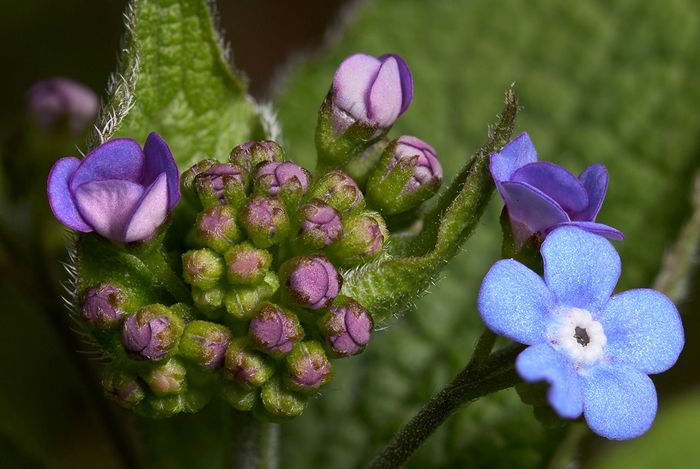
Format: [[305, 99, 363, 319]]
[[249, 303, 304, 358], [332, 53, 413, 130], [478, 227, 684, 440], [299, 200, 343, 248], [320, 297, 373, 357], [195, 163, 246, 205], [390, 136, 442, 193], [47, 133, 179, 243], [239, 195, 290, 248], [121, 305, 184, 361], [27, 77, 98, 134], [82, 282, 125, 328], [254, 161, 310, 197], [281, 256, 342, 310], [285, 341, 333, 392], [490, 132, 623, 244]]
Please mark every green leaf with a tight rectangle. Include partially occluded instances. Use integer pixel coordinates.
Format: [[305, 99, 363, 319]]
[[90, 0, 266, 168], [276, 0, 700, 466]]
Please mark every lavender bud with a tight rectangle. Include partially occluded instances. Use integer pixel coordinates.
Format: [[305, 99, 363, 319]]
[[366, 136, 442, 215], [102, 368, 145, 407], [26, 77, 98, 135], [330, 211, 387, 266], [121, 305, 184, 361], [306, 169, 365, 214], [195, 163, 248, 208], [181, 159, 217, 206], [194, 205, 242, 253], [254, 161, 310, 197], [280, 255, 342, 310], [182, 248, 224, 290], [260, 377, 306, 419], [229, 140, 284, 174], [224, 337, 275, 388], [285, 341, 333, 393], [249, 303, 304, 358], [297, 200, 343, 249], [239, 196, 290, 248], [220, 382, 258, 411], [319, 297, 373, 357], [224, 242, 272, 285], [142, 358, 187, 396], [179, 321, 231, 370], [224, 272, 279, 320], [82, 282, 125, 328]]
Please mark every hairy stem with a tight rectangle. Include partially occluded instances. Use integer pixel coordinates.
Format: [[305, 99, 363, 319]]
[[368, 341, 523, 469], [134, 245, 190, 303], [230, 413, 280, 469]]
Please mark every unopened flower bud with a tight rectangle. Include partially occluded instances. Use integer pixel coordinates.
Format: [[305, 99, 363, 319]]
[[121, 305, 184, 361], [179, 321, 231, 370], [195, 163, 247, 208], [82, 282, 125, 328], [331, 211, 387, 266], [297, 200, 343, 249], [224, 242, 272, 285], [306, 169, 365, 214], [280, 256, 341, 310], [142, 358, 187, 396], [102, 368, 145, 407], [319, 297, 373, 357], [224, 337, 275, 388], [191, 286, 225, 316], [181, 159, 217, 206], [182, 248, 224, 290], [249, 303, 304, 358], [260, 377, 306, 419], [224, 272, 279, 320], [220, 382, 258, 411], [229, 140, 284, 174], [194, 205, 242, 253], [285, 341, 333, 392], [239, 196, 290, 248], [367, 136, 442, 215], [26, 77, 98, 135], [254, 161, 310, 197]]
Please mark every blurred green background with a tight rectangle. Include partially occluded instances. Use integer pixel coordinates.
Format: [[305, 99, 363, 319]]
[[1, 0, 699, 467]]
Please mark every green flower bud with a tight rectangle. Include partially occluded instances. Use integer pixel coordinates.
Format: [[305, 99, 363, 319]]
[[121, 304, 184, 361], [179, 321, 231, 370], [229, 140, 284, 174], [306, 169, 365, 214], [224, 337, 275, 388], [194, 163, 248, 209], [224, 272, 279, 320], [181, 159, 217, 207], [141, 358, 187, 396], [285, 341, 333, 393], [239, 196, 290, 248], [182, 248, 225, 290], [224, 242, 272, 285], [260, 377, 306, 419], [194, 205, 243, 253], [145, 388, 212, 419], [102, 367, 145, 408], [330, 211, 388, 266], [191, 286, 225, 316], [220, 382, 258, 411]]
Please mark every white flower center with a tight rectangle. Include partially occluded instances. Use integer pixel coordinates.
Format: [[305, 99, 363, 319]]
[[549, 307, 606, 368]]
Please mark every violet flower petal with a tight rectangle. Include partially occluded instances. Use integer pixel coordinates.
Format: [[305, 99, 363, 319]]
[[123, 172, 169, 242], [332, 53, 381, 122], [542, 227, 621, 313], [70, 138, 144, 191], [573, 163, 609, 221], [74, 179, 144, 241], [143, 132, 180, 210], [378, 54, 413, 114], [489, 131, 538, 187], [500, 181, 569, 240], [511, 162, 588, 213], [47, 157, 92, 232], [367, 56, 403, 127], [599, 289, 684, 374], [549, 221, 624, 241]]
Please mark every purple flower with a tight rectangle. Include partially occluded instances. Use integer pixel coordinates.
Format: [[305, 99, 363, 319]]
[[195, 163, 246, 205], [390, 136, 442, 193], [27, 77, 98, 134], [320, 297, 373, 357], [254, 161, 310, 197], [281, 256, 342, 310], [332, 53, 413, 130], [239, 195, 290, 248], [82, 282, 125, 328], [490, 132, 623, 244], [299, 200, 343, 248], [249, 303, 304, 358], [478, 227, 684, 439], [47, 133, 179, 243], [285, 341, 333, 392]]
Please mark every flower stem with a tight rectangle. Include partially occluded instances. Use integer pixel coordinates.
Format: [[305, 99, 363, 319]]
[[231, 413, 280, 469], [368, 339, 523, 469]]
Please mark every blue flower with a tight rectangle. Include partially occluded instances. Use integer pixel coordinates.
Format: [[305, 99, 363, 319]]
[[478, 227, 683, 439], [490, 132, 623, 244]]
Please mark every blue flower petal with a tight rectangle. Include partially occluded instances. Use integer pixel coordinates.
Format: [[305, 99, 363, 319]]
[[489, 132, 538, 185], [600, 289, 684, 374], [69, 138, 144, 191], [516, 344, 583, 418], [573, 164, 608, 222], [500, 181, 569, 241], [47, 157, 92, 232], [542, 227, 621, 312], [143, 132, 180, 210], [582, 364, 657, 440], [511, 162, 588, 213], [478, 259, 554, 345], [549, 221, 624, 241]]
